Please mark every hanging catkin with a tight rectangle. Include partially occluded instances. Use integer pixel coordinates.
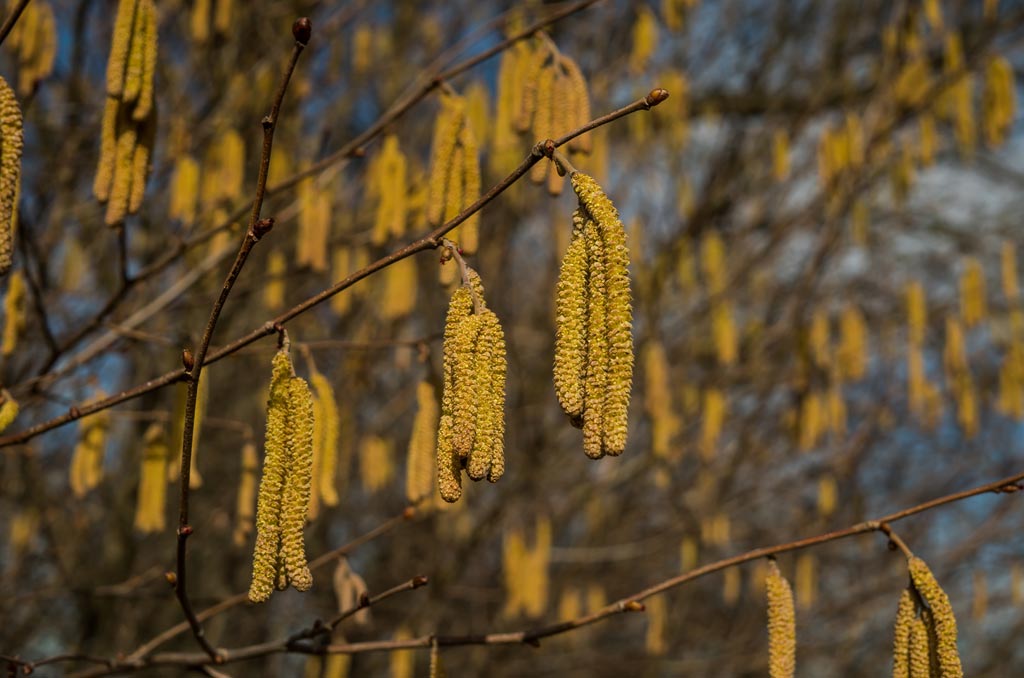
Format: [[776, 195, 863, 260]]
[[0, 76, 23, 277], [765, 559, 796, 678], [95, 0, 157, 226], [369, 134, 408, 245], [248, 346, 315, 603], [2, 269, 26, 355], [891, 587, 915, 678], [436, 266, 506, 502], [553, 173, 633, 458], [406, 379, 438, 504], [133, 423, 168, 533], [169, 154, 199, 226], [0, 388, 18, 433], [308, 366, 340, 519], [69, 398, 110, 498], [7, 2, 58, 96], [233, 441, 258, 547], [959, 257, 987, 328], [907, 556, 963, 677]]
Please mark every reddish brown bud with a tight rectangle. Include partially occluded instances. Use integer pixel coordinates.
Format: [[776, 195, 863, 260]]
[[164, 571, 177, 586], [645, 88, 670, 107], [542, 139, 556, 158], [252, 217, 275, 240], [403, 506, 417, 520], [182, 348, 195, 371], [292, 18, 312, 45], [178, 525, 194, 537], [624, 600, 645, 612], [412, 575, 429, 588]]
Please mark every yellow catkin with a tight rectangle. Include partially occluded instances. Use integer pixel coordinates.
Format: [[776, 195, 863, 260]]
[[561, 55, 592, 153], [169, 155, 200, 226], [959, 257, 987, 328], [795, 553, 816, 609], [908, 616, 931, 678], [645, 594, 668, 655], [0, 76, 22, 277], [359, 434, 395, 493], [892, 588, 915, 678], [2, 270, 26, 356], [907, 556, 963, 678], [406, 380, 438, 504], [516, 40, 548, 133], [233, 441, 258, 547], [128, 111, 155, 213], [766, 560, 796, 678], [133, 423, 168, 533], [213, 0, 233, 36], [629, 5, 659, 73], [1002, 240, 1018, 302], [701, 231, 727, 295], [104, 104, 138, 225], [983, 55, 1015, 146], [554, 213, 588, 421], [772, 129, 790, 181], [525, 516, 552, 618], [0, 388, 18, 433], [380, 256, 417, 320], [249, 348, 315, 602], [308, 369, 340, 519], [297, 178, 330, 273], [643, 339, 680, 459], [907, 281, 926, 345], [700, 387, 726, 461], [264, 250, 286, 310], [70, 404, 110, 498], [426, 93, 465, 227], [817, 474, 838, 518], [838, 304, 868, 380], [131, 0, 157, 122], [457, 123, 481, 254], [919, 114, 937, 166], [530, 63, 555, 185], [390, 627, 415, 678], [712, 301, 738, 366], [370, 134, 408, 244], [190, 0, 210, 43], [558, 587, 582, 621], [94, 99, 119, 203], [723, 566, 742, 605], [437, 268, 506, 497], [106, 0, 139, 98], [463, 80, 490, 151], [570, 173, 634, 457], [502, 528, 527, 618], [680, 536, 699, 570]]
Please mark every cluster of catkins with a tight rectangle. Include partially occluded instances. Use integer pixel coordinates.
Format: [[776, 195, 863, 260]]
[[553, 172, 634, 458], [248, 345, 315, 603], [892, 556, 964, 678], [6, 1, 57, 95], [94, 0, 157, 226], [436, 267, 507, 502]]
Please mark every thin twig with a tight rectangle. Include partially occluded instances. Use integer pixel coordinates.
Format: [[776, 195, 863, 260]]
[[57, 469, 1024, 676], [0, 89, 667, 449], [0, 0, 31, 47], [170, 24, 308, 663]]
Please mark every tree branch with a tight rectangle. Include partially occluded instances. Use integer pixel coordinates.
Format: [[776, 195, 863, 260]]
[[0, 88, 667, 449], [170, 22, 308, 663]]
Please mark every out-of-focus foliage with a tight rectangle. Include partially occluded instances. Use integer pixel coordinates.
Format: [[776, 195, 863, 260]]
[[1, 1, 1024, 676]]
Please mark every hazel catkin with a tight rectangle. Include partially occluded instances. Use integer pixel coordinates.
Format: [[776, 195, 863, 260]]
[[249, 347, 316, 603], [553, 173, 634, 457], [907, 556, 963, 678], [0, 76, 23, 277], [765, 559, 796, 678], [436, 266, 506, 501]]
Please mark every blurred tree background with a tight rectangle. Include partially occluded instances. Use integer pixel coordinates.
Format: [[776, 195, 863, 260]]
[[2, 0, 1024, 675]]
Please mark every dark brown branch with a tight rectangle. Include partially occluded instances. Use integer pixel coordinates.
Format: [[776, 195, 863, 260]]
[[0, 0, 31, 47], [59, 467, 1024, 675], [0, 90, 666, 449], [170, 25, 308, 663]]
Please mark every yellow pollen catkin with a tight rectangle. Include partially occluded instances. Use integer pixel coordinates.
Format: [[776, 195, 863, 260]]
[[557, 173, 633, 457], [959, 257, 987, 328], [629, 6, 659, 73], [359, 434, 395, 494], [248, 347, 315, 602], [643, 339, 680, 459], [772, 129, 790, 181], [2, 269, 26, 356], [426, 93, 465, 227], [0, 389, 18, 433], [0, 76, 23, 276], [233, 441, 258, 547], [169, 155, 200, 226], [838, 304, 868, 380], [133, 423, 168, 533], [265, 250, 286, 310], [308, 368, 340, 519], [406, 379, 438, 504], [1002, 240, 1018, 302], [436, 267, 506, 499], [370, 134, 408, 245], [907, 281, 926, 345], [70, 402, 110, 499], [380, 256, 417, 320], [892, 587, 915, 678], [700, 387, 726, 460], [561, 55, 592, 154], [765, 560, 796, 678], [645, 594, 668, 655], [907, 556, 963, 677]]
